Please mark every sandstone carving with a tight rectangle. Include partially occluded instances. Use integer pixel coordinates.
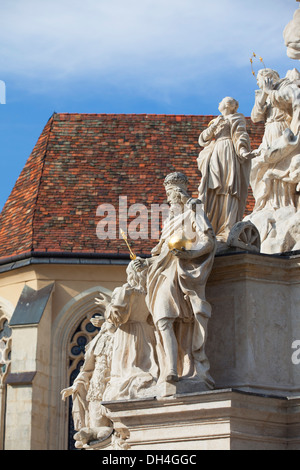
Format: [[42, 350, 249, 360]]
[[61, 262, 158, 448], [197, 97, 255, 248], [245, 67, 300, 254], [61, 316, 115, 448], [133, 172, 216, 389], [284, 6, 300, 60], [101, 262, 158, 402], [226, 221, 261, 253]]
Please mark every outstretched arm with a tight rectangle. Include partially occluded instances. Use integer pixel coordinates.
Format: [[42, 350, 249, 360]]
[[61, 377, 88, 401]]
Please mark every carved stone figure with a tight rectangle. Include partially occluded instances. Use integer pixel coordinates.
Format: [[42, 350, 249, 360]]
[[61, 316, 116, 448], [61, 261, 159, 449], [263, 70, 300, 136], [250, 69, 293, 211], [102, 262, 159, 401], [197, 97, 254, 245], [251, 69, 292, 148], [245, 67, 300, 253], [284, 5, 300, 60], [133, 172, 216, 389]]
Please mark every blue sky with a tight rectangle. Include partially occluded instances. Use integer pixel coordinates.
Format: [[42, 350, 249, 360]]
[[0, 0, 298, 210]]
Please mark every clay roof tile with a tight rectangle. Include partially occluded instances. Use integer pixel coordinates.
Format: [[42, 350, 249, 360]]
[[0, 113, 264, 262]]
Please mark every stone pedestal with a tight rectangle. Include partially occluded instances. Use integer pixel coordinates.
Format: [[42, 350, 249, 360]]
[[206, 252, 300, 397], [92, 252, 300, 451], [98, 389, 300, 450]]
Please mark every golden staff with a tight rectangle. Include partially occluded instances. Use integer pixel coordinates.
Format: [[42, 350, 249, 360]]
[[120, 229, 137, 260]]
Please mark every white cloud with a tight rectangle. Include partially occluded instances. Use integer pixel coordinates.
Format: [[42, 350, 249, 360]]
[[0, 0, 297, 94]]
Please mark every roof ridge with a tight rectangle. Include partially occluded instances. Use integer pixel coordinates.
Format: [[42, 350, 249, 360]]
[[50, 113, 258, 123], [52, 112, 220, 119], [30, 115, 55, 252]]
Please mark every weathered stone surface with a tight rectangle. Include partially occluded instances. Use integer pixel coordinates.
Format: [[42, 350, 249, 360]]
[[101, 389, 300, 450]]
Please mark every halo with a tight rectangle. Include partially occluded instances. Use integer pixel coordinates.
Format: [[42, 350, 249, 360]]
[[250, 53, 266, 78]]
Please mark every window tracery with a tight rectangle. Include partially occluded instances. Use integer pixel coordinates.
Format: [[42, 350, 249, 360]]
[[67, 314, 101, 449]]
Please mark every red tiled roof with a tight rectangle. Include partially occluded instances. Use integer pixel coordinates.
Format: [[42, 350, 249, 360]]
[[0, 113, 264, 263]]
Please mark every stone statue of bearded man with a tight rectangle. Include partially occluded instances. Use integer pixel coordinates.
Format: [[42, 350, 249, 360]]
[[133, 172, 216, 391]]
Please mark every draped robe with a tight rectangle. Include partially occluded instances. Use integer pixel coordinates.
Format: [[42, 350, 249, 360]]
[[145, 203, 216, 384], [198, 113, 252, 241]]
